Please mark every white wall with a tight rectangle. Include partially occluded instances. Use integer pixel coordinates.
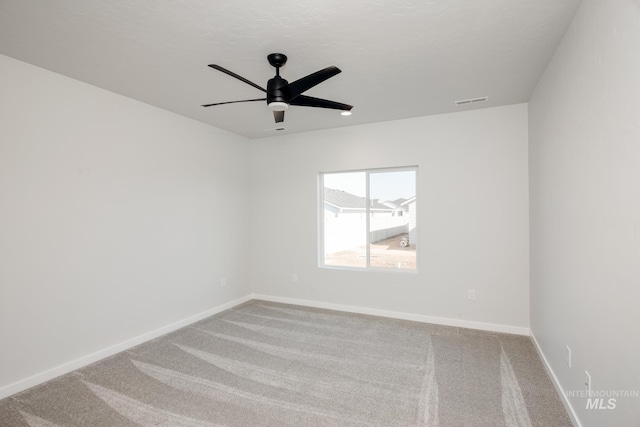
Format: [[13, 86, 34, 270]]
[[0, 55, 251, 395], [529, 1, 640, 426], [250, 104, 530, 332]]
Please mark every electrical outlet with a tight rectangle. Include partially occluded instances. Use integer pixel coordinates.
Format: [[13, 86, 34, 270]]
[[292, 274, 298, 283], [468, 289, 476, 300], [566, 345, 572, 368], [585, 371, 591, 394], [220, 277, 227, 288]]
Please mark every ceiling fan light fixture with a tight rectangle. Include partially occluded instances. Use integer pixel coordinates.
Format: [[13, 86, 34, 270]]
[[268, 101, 289, 111]]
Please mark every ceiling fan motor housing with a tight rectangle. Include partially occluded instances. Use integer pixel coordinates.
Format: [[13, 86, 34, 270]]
[[267, 76, 290, 106]]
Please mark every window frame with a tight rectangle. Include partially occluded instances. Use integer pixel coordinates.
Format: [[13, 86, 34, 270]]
[[318, 166, 418, 273]]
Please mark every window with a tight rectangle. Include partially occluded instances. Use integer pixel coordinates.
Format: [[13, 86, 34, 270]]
[[319, 167, 417, 271]]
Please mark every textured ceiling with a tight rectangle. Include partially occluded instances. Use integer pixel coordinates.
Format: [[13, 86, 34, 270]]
[[0, 0, 581, 139]]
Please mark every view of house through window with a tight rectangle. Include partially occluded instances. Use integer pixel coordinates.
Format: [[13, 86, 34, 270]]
[[320, 167, 417, 270]]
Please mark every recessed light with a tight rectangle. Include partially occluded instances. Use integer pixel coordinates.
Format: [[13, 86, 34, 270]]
[[341, 111, 352, 116]]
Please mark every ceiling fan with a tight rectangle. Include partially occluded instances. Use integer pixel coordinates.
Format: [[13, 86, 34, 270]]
[[202, 53, 353, 123]]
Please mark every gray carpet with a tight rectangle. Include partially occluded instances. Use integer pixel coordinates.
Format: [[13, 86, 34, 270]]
[[0, 300, 572, 426]]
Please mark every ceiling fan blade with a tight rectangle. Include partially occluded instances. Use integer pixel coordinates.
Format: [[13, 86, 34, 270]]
[[289, 95, 353, 111], [288, 66, 341, 99], [273, 110, 285, 123], [202, 98, 266, 107], [208, 64, 267, 93]]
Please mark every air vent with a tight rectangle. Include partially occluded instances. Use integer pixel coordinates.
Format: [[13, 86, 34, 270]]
[[455, 96, 489, 106]]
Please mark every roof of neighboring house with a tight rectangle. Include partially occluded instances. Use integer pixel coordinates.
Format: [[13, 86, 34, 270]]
[[323, 188, 392, 211], [390, 198, 408, 207], [380, 198, 409, 210], [400, 196, 417, 206]]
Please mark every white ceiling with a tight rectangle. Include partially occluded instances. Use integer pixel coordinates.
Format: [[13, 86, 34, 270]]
[[0, 0, 580, 139]]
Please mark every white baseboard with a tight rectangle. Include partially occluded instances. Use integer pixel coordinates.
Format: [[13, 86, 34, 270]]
[[0, 294, 253, 400], [251, 293, 530, 336], [530, 332, 582, 427]]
